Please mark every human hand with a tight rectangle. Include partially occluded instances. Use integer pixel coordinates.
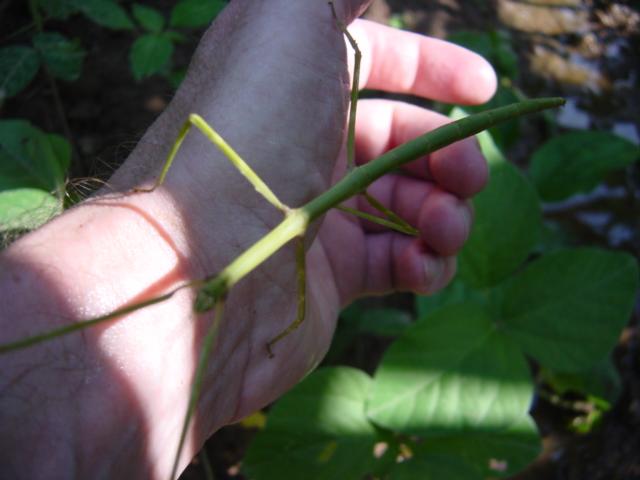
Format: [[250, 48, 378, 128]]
[[135, 0, 495, 472], [0, 0, 496, 478]]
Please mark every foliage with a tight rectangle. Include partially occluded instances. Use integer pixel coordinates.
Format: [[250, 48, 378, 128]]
[[0, 36, 85, 100], [0, 0, 226, 231], [530, 131, 640, 201], [243, 117, 639, 478], [128, 0, 225, 80], [0, 120, 70, 232], [0, 0, 227, 100]]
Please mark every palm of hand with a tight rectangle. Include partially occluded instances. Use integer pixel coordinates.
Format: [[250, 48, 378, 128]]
[[179, 0, 495, 426]]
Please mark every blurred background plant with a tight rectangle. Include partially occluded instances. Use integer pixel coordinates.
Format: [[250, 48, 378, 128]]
[[1, 1, 639, 479], [0, 0, 225, 240]]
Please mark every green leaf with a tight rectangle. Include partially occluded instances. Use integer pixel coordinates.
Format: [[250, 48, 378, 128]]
[[0, 46, 40, 99], [37, 0, 79, 19], [389, 452, 483, 480], [453, 120, 541, 287], [415, 277, 486, 319], [0, 120, 69, 193], [0, 188, 62, 232], [243, 367, 378, 480], [32, 32, 86, 82], [129, 33, 174, 80], [73, 0, 134, 30], [450, 108, 541, 288], [132, 4, 165, 33], [499, 248, 639, 372], [419, 415, 541, 478], [530, 131, 640, 201], [169, 0, 226, 28], [367, 304, 533, 437]]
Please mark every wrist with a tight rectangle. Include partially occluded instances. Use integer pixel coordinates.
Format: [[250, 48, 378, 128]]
[[0, 194, 226, 478]]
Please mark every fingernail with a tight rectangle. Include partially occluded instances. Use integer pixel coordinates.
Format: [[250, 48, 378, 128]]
[[424, 255, 445, 291], [460, 204, 473, 241]]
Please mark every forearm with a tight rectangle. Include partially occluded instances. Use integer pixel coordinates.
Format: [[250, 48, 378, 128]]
[[0, 188, 205, 477]]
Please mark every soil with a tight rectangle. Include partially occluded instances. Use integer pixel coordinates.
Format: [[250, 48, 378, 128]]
[[1, 0, 639, 479]]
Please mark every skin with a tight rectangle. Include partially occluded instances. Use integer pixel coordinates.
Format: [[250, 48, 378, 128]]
[[0, 0, 496, 478]]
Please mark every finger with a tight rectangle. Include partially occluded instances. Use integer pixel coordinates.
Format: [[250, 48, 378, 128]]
[[348, 19, 497, 105], [355, 99, 488, 198], [363, 234, 457, 296], [358, 175, 473, 256]]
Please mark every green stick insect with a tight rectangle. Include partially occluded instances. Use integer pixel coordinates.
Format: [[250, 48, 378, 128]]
[[0, 2, 565, 478]]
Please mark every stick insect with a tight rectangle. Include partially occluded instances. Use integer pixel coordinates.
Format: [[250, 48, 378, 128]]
[[0, 2, 565, 478]]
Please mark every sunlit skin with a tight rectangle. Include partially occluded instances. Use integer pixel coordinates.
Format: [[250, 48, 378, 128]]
[[0, 0, 496, 478]]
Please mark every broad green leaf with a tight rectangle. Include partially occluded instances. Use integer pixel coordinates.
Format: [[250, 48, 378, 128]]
[[0, 46, 40, 98], [427, 418, 540, 476], [132, 4, 165, 33], [420, 415, 540, 478], [243, 367, 378, 480], [0, 188, 62, 231], [450, 108, 541, 288], [367, 303, 533, 437], [415, 277, 486, 319], [456, 131, 541, 287], [388, 418, 539, 479], [499, 248, 639, 372], [37, 0, 79, 19], [389, 452, 482, 480], [530, 131, 640, 201], [129, 34, 174, 80], [0, 120, 69, 192], [169, 0, 226, 28], [73, 0, 134, 30], [32, 32, 85, 82]]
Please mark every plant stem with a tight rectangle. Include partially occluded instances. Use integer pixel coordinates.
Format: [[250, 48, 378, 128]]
[[195, 97, 566, 311]]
